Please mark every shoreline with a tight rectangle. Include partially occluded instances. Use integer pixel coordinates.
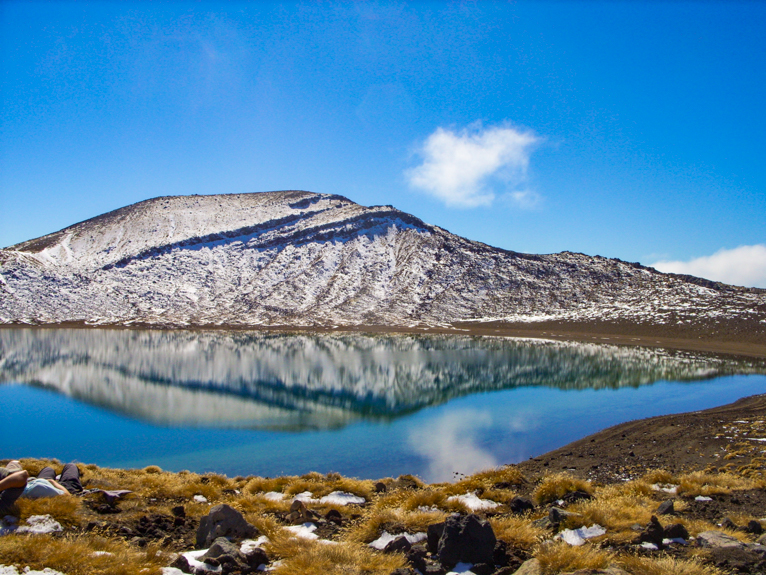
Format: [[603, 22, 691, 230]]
[[3, 319, 766, 359]]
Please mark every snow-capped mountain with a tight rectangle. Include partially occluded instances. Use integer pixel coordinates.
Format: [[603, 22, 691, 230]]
[[1, 190, 764, 331]]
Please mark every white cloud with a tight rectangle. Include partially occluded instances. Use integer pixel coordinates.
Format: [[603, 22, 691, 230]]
[[406, 123, 539, 208], [652, 244, 766, 288], [408, 409, 498, 483]]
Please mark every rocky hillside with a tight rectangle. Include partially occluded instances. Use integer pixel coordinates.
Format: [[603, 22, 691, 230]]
[[1, 191, 764, 332]]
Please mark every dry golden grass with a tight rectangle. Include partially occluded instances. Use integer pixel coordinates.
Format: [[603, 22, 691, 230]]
[[676, 471, 757, 497], [535, 540, 612, 574], [0, 534, 167, 575], [265, 535, 407, 575], [489, 515, 546, 550], [567, 484, 654, 532], [532, 472, 593, 505], [15, 496, 82, 528], [619, 555, 724, 575]]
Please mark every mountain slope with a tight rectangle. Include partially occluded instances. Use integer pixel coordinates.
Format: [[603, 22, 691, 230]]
[[1, 191, 765, 334]]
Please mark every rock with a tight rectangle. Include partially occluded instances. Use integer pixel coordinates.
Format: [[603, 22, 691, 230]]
[[758, 532, 766, 546], [509, 497, 534, 515], [325, 509, 343, 524], [406, 543, 427, 573], [513, 558, 542, 575], [470, 563, 494, 575], [697, 530, 749, 549], [172, 505, 186, 518], [561, 490, 593, 504], [423, 564, 446, 575], [196, 504, 259, 548], [493, 539, 511, 567], [663, 523, 689, 540], [549, 507, 579, 525], [383, 536, 412, 554], [374, 482, 387, 493], [656, 500, 675, 515], [720, 517, 738, 531], [170, 554, 192, 574], [746, 520, 764, 535], [636, 516, 665, 547], [427, 522, 445, 554], [389, 569, 416, 575], [436, 514, 496, 567]]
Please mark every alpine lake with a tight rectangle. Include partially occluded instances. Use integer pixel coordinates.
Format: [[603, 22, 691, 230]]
[[2, 328, 765, 483]]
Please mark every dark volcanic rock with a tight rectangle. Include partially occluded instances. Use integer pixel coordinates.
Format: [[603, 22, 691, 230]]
[[435, 514, 496, 567], [196, 504, 259, 548]]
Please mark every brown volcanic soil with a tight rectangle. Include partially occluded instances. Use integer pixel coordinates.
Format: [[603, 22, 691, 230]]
[[517, 393, 766, 485]]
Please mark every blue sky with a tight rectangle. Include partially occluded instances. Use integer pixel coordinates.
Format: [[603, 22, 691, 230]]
[[1, 1, 765, 286]]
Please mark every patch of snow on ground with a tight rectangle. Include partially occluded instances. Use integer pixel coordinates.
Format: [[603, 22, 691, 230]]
[[556, 524, 607, 546], [446, 493, 500, 511], [285, 522, 318, 540], [262, 492, 284, 501], [193, 495, 208, 503], [651, 483, 679, 494], [318, 491, 365, 505], [696, 496, 713, 502], [241, 536, 269, 554], [369, 531, 428, 550], [181, 549, 222, 573], [16, 515, 62, 535]]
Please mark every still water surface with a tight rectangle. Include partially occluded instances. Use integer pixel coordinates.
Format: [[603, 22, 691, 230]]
[[2, 328, 765, 481]]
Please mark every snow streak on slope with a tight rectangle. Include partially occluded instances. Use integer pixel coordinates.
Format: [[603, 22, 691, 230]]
[[1, 191, 765, 329]]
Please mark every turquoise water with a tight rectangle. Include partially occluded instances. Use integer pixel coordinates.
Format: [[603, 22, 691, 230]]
[[1, 328, 765, 482]]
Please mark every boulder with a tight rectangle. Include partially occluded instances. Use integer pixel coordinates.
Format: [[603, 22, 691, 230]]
[[436, 514, 496, 567], [196, 504, 259, 548], [746, 520, 764, 535], [697, 530, 749, 549], [549, 507, 579, 525]]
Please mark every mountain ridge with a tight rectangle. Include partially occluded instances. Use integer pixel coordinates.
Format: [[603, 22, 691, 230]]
[[1, 191, 765, 337]]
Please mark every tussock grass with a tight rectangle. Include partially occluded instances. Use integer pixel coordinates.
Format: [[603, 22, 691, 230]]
[[676, 471, 758, 497], [535, 540, 612, 574], [532, 472, 593, 505], [0, 534, 167, 575], [619, 555, 724, 575], [567, 484, 654, 532], [15, 496, 82, 528], [265, 535, 406, 575], [489, 515, 546, 550]]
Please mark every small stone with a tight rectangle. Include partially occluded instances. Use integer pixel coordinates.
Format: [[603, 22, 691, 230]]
[[374, 482, 387, 493], [513, 558, 542, 575], [509, 497, 534, 514], [720, 517, 738, 531], [326, 509, 343, 524], [636, 516, 664, 547], [384, 536, 412, 554], [656, 500, 675, 515], [196, 504, 259, 548], [172, 505, 186, 517], [746, 520, 764, 535]]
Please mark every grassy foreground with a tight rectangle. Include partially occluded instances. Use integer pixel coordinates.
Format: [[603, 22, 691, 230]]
[[2, 458, 765, 575]]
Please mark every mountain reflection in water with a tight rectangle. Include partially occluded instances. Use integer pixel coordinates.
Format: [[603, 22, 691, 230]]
[[1, 328, 763, 431]]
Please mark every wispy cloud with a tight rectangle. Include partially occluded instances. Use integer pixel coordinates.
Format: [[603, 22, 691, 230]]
[[408, 409, 497, 482], [652, 244, 766, 288], [406, 123, 539, 208]]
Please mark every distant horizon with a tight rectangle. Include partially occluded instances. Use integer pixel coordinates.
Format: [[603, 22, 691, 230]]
[[2, 2, 764, 287]]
